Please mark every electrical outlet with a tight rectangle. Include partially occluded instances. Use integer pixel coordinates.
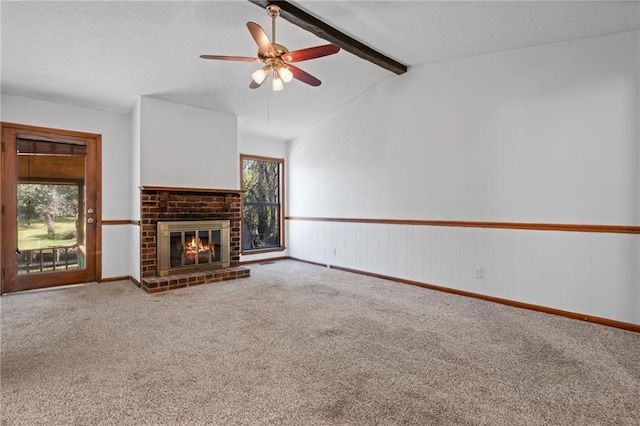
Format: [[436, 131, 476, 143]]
[[331, 248, 336, 255], [475, 267, 484, 279]]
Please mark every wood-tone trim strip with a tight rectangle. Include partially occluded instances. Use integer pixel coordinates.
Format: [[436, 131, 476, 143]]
[[239, 153, 285, 163], [141, 186, 243, 194], [99, 275, 131, 283], [289, 258, 640, 333], [285, 216, 640, 235], [102, 220, 139, 226], [94, 135, 103, 282], [289, 258, 327, 268]]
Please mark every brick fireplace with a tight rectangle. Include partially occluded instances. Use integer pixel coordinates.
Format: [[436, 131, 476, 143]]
[[139, 186, 249, 293]]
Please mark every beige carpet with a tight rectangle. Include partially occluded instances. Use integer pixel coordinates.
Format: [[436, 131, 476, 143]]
[[1, 260, 639, 425]]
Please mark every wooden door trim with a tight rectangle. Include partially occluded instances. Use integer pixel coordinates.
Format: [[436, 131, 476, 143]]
[[2, 122, 101, 139], [1, 122, 102, 293], [94, 134, 102, 283]]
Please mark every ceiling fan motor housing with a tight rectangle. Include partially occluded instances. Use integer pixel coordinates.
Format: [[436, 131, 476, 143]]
[[258, 43, 289, 60]]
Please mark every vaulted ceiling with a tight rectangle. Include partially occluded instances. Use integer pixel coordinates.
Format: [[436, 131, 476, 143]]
[[2, 1, 638, 143]]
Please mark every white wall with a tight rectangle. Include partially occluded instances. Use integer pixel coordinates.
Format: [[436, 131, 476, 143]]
[[287, 31, 640, 325], [238, 136, 289, 262], [139, 96, 238, 189], [290, 31, 638, 224], [239, 136, 287, 160], [1, 94, 132, 279]]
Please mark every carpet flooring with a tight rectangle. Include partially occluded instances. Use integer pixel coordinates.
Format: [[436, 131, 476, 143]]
[[1, 260, 639, 425]]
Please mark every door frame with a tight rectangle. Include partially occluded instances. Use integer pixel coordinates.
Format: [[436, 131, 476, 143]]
[[1, 122, 102, 293]]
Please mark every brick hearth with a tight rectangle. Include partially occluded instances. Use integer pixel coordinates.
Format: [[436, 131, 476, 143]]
[[139, 186, 249, 293]]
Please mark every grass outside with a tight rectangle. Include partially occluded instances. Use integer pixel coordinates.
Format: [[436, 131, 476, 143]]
[[18, 217, 79, 250]]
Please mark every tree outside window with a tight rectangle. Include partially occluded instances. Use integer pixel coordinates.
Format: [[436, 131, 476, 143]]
[[241, 155, 284, 252]]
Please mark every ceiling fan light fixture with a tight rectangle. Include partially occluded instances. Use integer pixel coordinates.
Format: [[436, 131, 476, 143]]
[[252, 66, 269, 85], [279, 66, 293, 83], [272, 70, 284, 91], [200, 4, 340, 91]]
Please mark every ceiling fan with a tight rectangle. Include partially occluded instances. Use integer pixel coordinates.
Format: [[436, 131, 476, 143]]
[[200, 4, 340, 91]]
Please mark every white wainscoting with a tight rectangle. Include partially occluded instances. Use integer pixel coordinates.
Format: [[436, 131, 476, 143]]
[[101, 224, 133, 280], [287, 219, 639, 325]]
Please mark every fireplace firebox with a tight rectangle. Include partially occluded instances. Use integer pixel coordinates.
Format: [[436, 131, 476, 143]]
[[157, 220, 230, 276]]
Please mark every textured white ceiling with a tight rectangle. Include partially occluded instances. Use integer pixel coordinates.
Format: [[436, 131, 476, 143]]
[[1, 1, 638, 143]]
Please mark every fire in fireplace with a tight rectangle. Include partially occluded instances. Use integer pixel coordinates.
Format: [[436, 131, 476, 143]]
[[158, 220, 230, 276]]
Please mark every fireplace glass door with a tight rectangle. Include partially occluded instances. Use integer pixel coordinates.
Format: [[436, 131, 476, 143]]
[[170, 229, 222, 268], [158, 220, 230, 276]]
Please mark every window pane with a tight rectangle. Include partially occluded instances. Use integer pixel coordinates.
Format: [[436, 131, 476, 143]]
[[243, 205, 280, 250], [242, 157, 282, 251], [243, 160, 280, 204], [17, 183, 83, 274]]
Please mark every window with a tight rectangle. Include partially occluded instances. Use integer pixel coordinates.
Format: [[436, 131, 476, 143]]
[[241, 155, 284, 253]]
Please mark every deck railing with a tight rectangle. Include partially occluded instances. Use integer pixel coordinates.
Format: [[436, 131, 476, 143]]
[[17, 245, 83, 274]]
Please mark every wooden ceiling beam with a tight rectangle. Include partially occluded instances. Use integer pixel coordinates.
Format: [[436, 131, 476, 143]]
[[248, 0, 408, 75]]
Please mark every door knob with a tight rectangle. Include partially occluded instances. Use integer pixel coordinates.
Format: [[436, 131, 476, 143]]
[[87, 218, 95, 224]]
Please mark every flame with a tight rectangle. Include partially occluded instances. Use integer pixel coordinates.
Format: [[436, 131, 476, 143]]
[[186, 236, 215, 255]]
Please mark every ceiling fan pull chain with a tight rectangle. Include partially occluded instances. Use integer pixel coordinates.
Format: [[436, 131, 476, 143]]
[[267, 78, 271, 122]]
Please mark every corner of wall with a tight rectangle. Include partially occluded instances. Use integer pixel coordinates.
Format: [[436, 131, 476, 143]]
[[137, 96, 238, 189], [130, 97, 142, 282], [636, 28, 640, 324]]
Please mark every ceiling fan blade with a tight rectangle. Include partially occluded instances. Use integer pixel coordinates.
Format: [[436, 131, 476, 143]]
[[282, 44, 340, 63], [200, 55, 258, 62], [246, 22, 275, 57], [288, 64, 321, 87]]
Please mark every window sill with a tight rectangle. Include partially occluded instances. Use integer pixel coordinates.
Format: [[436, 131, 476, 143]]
[[241, 247, 287, 256]]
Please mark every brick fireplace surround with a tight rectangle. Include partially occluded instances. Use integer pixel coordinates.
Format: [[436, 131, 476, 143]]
[[139, 187, 250, 293]]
